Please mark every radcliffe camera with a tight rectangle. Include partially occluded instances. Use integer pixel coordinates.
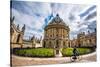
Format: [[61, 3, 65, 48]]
[[10, 1, 97, 66]]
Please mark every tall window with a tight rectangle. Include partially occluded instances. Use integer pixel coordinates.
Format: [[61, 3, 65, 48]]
[[56, 40, 59, 48], [43, 41, 45, 48], [16, 34, 21, 43], [63, 41, 65, 47], [49, 41, 52, 48], [10, 27, 14, 36], [68, 42, 70, 47]]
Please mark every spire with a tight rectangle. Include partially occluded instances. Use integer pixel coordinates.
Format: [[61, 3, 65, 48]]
[[17, 24, 19, 30], [22, 24, 25, 32], [31, 35, 35, 40], [10, 16, 15, 23], [83, 32, 85, 34], [94, 28, 96, 32], [40, 36, 42, 40], [56, 13, 59, 17], [54, 13, 61, 23], [88, 30, 90, 34], [10, 16, 15, 25]]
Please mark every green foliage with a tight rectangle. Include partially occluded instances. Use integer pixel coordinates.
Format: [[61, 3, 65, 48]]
[[77, 48, 92, 55], [14, 48, 55, 57], [61, 48, 92, 57], [61, 48, 73, 57]]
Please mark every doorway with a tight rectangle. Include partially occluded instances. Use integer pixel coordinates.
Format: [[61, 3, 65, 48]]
[[56, 49, 59, 54]]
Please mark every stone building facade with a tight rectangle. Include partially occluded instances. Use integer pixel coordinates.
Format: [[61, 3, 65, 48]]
[[77, 31, 96, 47], [31, 36, 42, 48], [70, 30, 96, 48], [43, 14, 70, 55], [70, 38, 78, 47], [10, 17, 25, 48]]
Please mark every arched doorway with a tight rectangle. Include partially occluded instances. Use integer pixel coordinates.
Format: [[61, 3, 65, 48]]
[[55, 40, 59, 54], [55, 40, 62, 56]]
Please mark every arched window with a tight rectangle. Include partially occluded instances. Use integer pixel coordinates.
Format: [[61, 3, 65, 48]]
[[68, 42, 70, 47], [56, 40, 59, 48], [10, 27, 14, 36], [79, 44, 81, 47], [49, 41, 52, 48], [63, 41, 65, 47], [43, 41, 45, 48], [16, 34, 21, 43]]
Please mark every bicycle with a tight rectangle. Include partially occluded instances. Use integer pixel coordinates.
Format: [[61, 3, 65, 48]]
[[70, 48, 82, 62], [70, 55, 82, 62]]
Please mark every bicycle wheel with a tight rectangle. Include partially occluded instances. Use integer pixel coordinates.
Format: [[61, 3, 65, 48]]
[[77, 55, 82, 61], [70, 56, 78, 62]]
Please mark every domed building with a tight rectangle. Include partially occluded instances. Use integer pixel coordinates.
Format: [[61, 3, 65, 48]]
[[43, 14, 70, 55]]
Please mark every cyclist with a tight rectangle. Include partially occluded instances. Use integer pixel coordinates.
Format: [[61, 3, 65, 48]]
[[72, 47, 79, 62]]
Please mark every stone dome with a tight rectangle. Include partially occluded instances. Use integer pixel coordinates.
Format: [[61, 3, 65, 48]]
[[45, 14, 69, 31], [48, 14, 66, 25]]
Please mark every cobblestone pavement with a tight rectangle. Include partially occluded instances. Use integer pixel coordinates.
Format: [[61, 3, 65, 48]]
[[11, 52, 96, 67]]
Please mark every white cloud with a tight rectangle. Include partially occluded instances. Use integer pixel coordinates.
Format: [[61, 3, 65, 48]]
[[12, 8, 45, 39], [25, 2, 52, 17], [11, 2, 95, 40], [79, 5, 94, 15]]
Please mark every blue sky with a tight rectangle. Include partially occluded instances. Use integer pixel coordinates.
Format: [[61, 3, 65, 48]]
[[11, 1, 96, 40]]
